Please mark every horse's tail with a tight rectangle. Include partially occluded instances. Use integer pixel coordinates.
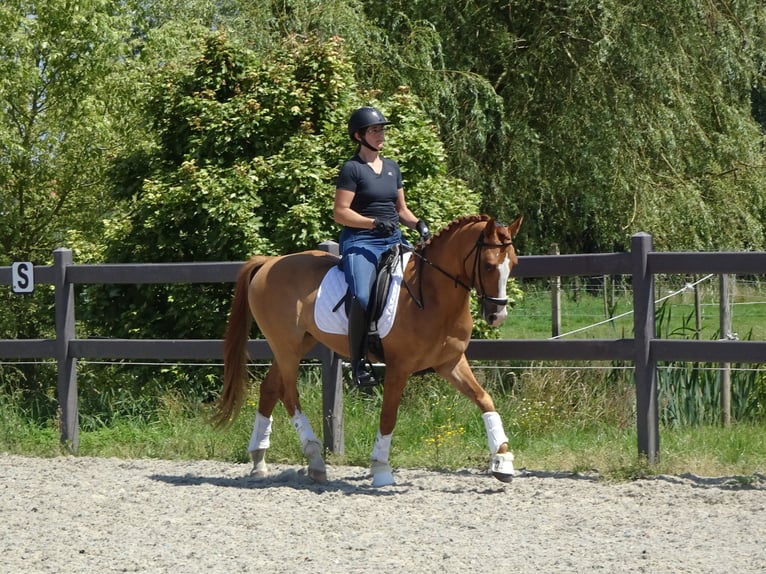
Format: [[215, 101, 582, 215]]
[[213, 255, 271, 428]]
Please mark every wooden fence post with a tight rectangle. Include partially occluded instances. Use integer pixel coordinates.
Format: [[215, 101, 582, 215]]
[[54, 248, 78, 453], [631, 233, 658, 463], [320, 346, 344, 455], [317, 241, 344, 454]]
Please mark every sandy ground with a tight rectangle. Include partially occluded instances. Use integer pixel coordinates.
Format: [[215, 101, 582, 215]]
[[1, 454, 765, 574]]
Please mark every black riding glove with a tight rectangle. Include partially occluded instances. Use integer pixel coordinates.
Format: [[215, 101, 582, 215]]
[[373, 218, 396, 236], [416, 219, 431, 242]]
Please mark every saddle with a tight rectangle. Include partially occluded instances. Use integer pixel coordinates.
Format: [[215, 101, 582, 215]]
[[336, 243, 411, 361]]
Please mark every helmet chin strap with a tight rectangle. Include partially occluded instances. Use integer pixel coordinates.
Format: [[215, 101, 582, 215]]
[[358, 133, 380, 152]]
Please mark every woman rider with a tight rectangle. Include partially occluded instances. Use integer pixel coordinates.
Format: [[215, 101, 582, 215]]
[[333, 106, 430, 387]]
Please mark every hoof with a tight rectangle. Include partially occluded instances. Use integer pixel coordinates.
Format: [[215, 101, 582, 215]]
[[308, 468, 328, 483], [371, 460, 395, 487], [250, 466, 269, 478], [492, 471, 514, 483], [250, 449, 268, 478], [303, 440, 327, 484], [490, 452, 514, 483]]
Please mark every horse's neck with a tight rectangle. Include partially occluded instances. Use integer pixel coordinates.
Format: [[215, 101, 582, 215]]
[[407, 228, 478, 312], [427, 225, 480, 279]]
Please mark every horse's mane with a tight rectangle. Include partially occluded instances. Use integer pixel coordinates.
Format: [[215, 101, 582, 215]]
[[426, 214, 491, 245]]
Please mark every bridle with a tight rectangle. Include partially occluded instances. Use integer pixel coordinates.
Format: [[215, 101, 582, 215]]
[[404, 231, 514, 309]]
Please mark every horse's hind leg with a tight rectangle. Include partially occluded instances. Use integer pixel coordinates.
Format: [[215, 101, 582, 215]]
[[434, 354, 515, 482], [246, 360, 327, 482], [249, 414, 271, 477], [290, 409, 327, 483], [247, 365, 282, 478], [275, 352, 327, 483]]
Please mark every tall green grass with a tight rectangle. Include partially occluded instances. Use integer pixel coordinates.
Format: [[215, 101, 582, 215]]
[[654, 300, 766, 426], [2, 364, 764, 479], [504, 278, 766, 426]]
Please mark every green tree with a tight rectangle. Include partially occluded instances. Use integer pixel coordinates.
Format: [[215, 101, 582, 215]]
[[0, 0, 136, 407], [358, 0, 766, 254], [0, 0, 131, 264], [77, 29, 480, 406], [86, 31, 479, 343]]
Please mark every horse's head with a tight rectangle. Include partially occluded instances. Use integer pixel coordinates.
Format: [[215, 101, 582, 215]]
[[469, 216, 522, 326]]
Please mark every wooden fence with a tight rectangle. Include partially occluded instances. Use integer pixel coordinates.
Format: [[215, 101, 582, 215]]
[[1, 233, 766, 464]]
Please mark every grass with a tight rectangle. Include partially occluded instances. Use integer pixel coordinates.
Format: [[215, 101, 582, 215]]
[[1, 279, 765, 480], [2, 367, 764, 481]]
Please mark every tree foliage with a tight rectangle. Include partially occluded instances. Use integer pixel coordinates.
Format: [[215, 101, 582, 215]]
[[360, 0, 766, 253], [0, 0, 135, 399], [2, 0, 766, 419], [3, 0, 766, 387], [0, 0, 132, 264], [84, 30, 478, 341]]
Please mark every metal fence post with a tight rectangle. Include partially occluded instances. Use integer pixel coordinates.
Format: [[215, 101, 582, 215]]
[[549, 243, 561, 338], [631, 233, 658, 463], [719, 274, 732, 426], [317, 241, 344, 455], [54, 248, 78, 453]]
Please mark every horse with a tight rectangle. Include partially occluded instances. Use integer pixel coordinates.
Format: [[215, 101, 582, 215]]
[[215, 214, 523, 487]]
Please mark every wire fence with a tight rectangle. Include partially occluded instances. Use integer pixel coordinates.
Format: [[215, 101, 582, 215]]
[[511, 273, 766, 342]]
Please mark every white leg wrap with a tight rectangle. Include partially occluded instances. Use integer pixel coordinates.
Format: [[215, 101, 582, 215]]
[[370, 430, 395, 487], [248, 411, 272, 453], [291, 410, 318, 449], [370, 429, 392, 463], [482, 411, 509, 455]]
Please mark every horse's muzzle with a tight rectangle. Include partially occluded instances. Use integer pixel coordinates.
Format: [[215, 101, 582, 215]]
[[482, 302, 508, 326]]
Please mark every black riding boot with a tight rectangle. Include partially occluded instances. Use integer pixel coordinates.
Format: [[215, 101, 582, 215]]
[[348, 299, 378, 388]]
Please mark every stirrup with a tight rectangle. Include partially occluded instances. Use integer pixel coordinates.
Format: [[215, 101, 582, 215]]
[[353, 363, 379, 388]]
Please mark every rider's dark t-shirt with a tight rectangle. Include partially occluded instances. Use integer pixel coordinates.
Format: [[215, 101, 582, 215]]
[[336, 154, 402, 226]]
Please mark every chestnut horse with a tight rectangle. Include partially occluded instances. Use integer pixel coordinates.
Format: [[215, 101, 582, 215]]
[[215, 214, 523, 487]]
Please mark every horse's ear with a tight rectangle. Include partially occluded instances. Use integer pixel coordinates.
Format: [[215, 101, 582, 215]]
[[507, 215, 523, 239], [484, 217, 497, 238]]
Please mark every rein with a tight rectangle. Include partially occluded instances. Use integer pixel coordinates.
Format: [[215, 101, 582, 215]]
[[403, 232, 513, 309]]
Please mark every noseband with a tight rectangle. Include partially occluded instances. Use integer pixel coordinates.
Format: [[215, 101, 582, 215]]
[[408, 231, 514, 309], [464, 234, 513, 307]]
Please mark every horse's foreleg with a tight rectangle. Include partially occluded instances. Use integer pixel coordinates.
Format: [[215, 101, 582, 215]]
[[483, 412, 515, 482], [370, 429, 395, 487], [435, 354, 515, 482], [368, 376, 408, 487]]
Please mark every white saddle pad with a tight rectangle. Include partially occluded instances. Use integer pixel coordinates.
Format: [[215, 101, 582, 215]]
[[315, 252, 412, 338]]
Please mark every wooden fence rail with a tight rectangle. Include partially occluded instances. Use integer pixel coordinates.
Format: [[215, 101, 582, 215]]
[[2, 233, 766, 463]]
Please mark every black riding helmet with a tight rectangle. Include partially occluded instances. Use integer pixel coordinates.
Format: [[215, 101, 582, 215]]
[[347, 106, 391, 143]]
